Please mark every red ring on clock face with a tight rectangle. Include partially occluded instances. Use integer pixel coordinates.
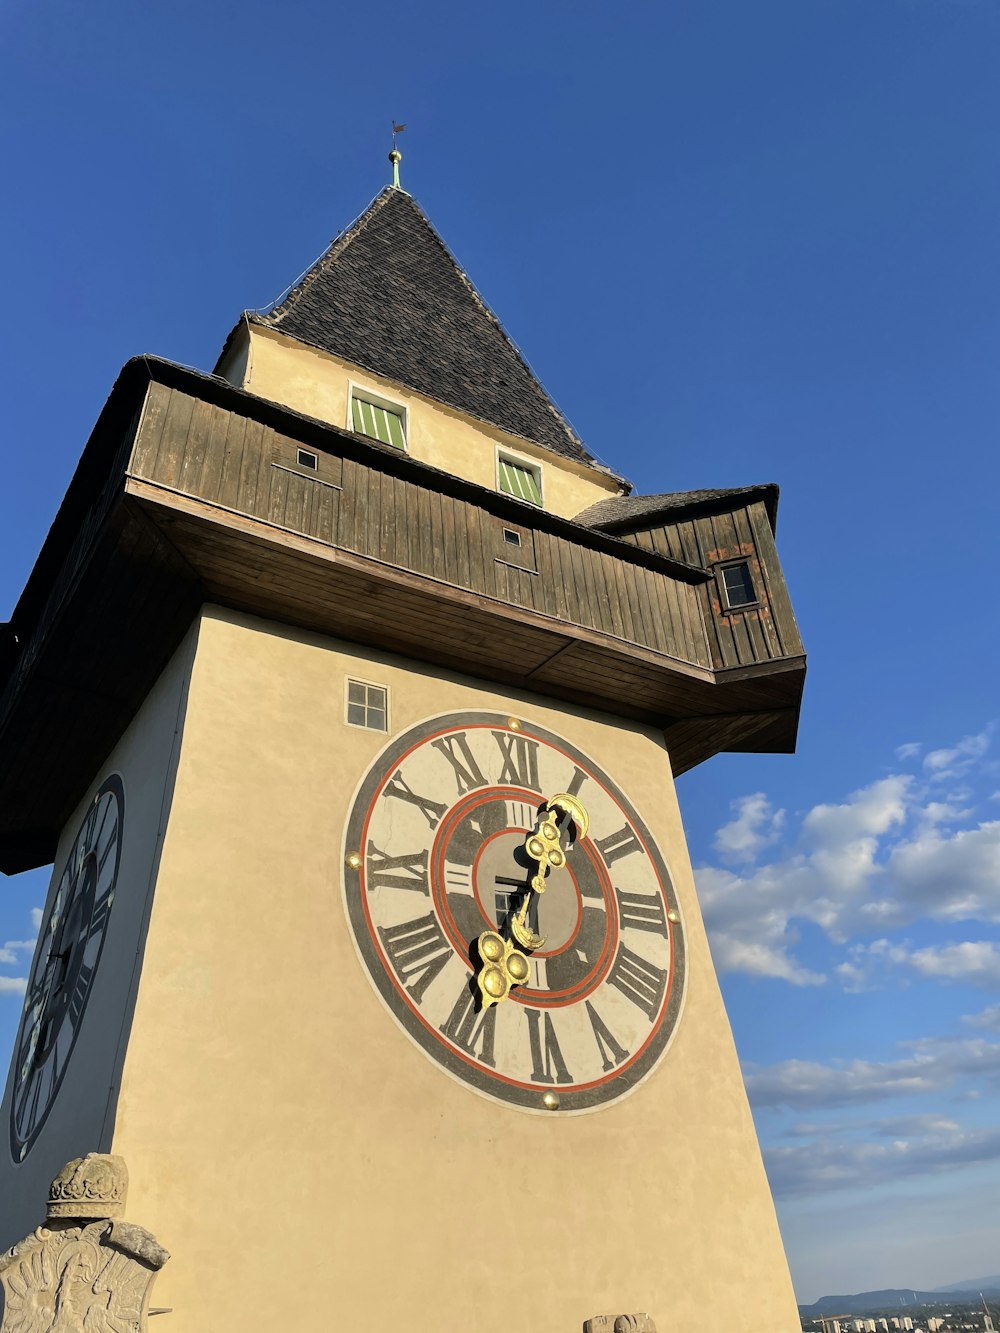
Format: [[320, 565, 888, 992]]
[[344, 712, 685, 1113]]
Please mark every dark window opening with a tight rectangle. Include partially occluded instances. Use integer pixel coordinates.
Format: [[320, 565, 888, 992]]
[[502, 529, 522, 547], [721, 561, 756, 609], [297, 449, 318, 470]]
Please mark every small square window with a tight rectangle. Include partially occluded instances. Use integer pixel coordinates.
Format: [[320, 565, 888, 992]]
[[346, 679, 388, 731], [502, 528, 522, 547], [720, 561, 757, 610], [351, 394, 406, 450], [297, 448, 318, 470], [498, 455, 542, 506]]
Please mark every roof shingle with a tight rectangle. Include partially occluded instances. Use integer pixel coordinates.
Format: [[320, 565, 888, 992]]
[[574, 484, 780, 533], [252, 188, 604, 470]]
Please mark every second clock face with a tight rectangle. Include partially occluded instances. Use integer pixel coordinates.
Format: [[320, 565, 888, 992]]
[[343, 712, 685, 1112], [10, 774, 125, 1160]]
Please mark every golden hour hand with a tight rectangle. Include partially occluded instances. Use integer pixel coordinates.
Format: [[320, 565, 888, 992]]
[[475, 793, 589, 1005]]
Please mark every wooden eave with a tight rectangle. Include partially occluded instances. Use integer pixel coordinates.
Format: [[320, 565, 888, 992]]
[[0, 357, 805, 875]]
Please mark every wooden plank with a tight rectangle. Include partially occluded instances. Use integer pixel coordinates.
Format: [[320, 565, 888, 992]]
[[747, 501, 804, 657], [153, 388, 195, 490], [216, 412, 248, 510], [236, 418, 267, 518], [176, 397, 217, 502], [538, 532, 568, 624], [637, 566, 669, 655], [129, 381, 172, 479], [447, 494, 470, 590]]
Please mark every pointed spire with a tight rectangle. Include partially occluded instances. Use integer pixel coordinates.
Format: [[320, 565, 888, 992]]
[[257, 189, 602, 468], [389, 121, 405, 189]]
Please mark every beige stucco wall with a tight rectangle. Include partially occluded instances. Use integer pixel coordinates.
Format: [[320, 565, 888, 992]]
[[218, 325, 621, 520], [106, 606, 798, 1333]]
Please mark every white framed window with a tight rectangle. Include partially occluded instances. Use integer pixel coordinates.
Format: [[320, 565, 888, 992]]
[[346, 678, 389, 732], [348, 384, 407, 451], [715, 559, 759, 612], [496, 449, 543, 507]]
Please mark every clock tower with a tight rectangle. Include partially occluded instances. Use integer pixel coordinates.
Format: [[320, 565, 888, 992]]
[[0, 181, 806, 1332]]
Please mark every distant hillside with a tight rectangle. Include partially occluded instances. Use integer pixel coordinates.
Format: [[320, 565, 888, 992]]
[[934, 1278, 1000, 1294], [801, 1291, 959, 1316]]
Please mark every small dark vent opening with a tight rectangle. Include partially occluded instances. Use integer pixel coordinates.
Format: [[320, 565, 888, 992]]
[[502, 529, 522, 547], [297, 449, 318, 471]]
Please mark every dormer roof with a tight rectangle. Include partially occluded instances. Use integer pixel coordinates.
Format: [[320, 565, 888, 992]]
[[224, 187, 611, 474], [574, 484, 780, 535]]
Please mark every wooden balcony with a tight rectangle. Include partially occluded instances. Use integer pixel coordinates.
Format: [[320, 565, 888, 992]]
[[0, 357, 805, 873]]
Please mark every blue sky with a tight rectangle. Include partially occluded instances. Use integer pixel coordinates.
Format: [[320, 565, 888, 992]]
[[1, 0, 998, 1304]]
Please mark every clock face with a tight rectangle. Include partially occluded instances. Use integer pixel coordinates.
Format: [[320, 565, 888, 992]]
[[343, 713, 685, 1112], [10, 774, 125, 1160]]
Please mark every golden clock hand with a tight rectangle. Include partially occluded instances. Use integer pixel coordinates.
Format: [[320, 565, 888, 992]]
[[476, 794, 591, 1003], [510, 794, 590, 950]]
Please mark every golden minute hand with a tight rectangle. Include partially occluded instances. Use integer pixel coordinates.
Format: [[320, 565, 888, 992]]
[[510, 794, 590, 950]]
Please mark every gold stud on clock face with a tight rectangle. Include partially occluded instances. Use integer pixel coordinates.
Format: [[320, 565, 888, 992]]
[[342, 713, 685, 1113]]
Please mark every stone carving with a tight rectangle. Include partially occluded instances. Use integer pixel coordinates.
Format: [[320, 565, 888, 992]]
[[0, 1154, 169, 1333], [584, 1315, 657, 1333]]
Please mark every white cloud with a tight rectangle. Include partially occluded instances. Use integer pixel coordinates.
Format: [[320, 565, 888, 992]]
[[896, 742, 922, 761], [0, 911, 42, 995], [0, 937, 37, 967], [30, 908, 43, 930], [885, 821, 1000, 922], [713, 792, 785, 864], [766, 1121, 1000, 1197], [744, 1034, 1000, 1111], [695, 726, 1000, 984], [697, 862, 825, 985], [965, 1002, 1000, 1030], [896, 940, 1000, 987], [923, 726, 994, 782]]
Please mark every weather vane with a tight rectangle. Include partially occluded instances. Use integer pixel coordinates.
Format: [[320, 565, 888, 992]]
[[389, 121, 406, 189]]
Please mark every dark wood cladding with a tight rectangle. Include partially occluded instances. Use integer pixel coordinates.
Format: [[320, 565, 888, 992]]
[[620, 501, 804, 671], [0, 359, 806, 873], [130, 382, 713, 670]]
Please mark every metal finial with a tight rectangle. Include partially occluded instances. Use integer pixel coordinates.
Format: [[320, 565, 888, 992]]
[[389, 120, 406, 188]]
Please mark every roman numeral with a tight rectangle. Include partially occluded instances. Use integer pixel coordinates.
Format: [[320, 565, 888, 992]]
[[444, 863, 474, 895], [366, 842, 430, 895], [585, 1000, 630, 1072], [492, 732, 541, 792], [377, 913, 452, 1004], [97, 824, 119, 873], [89, 888, 114, 937], [431, 733, 488, 796], [440, 985, 497, 1067], [615, 889, 669, 937], [384, 770, 448, 829], [68, 964, 94, 1029], [81, 799, 101, 849], [606, 943, 667, 1021], [526, 1009, 573, 1084], [566, 766, 589, 798], [595, 823, 645, 866]]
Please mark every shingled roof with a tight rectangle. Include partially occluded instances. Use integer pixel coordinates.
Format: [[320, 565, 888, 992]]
[[243, 187, 605, 471], [574, 484, 780, 533]]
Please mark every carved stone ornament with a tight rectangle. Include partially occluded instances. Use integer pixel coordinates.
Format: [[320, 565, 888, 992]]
[[584, 1315, 658, 1333], [0, 1155, 169, 1333]]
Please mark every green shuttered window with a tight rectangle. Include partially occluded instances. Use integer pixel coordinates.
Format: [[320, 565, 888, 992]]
[[351, 395, 406, 450], [498, 457, 542, 506]]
